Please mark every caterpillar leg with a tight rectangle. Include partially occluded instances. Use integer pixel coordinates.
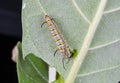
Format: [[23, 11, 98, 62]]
[[54, 49, 58, 56], [62, 57, 70, 69], [41, 21, 46, 28], [62, 57, 66, 70], [66, 57, 70, 64]]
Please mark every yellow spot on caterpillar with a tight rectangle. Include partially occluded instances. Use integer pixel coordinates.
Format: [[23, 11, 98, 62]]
[[57, 42, 65, 46], [56, 38, 62, 41], [52, 32, 59, 36], [48, 23, 53, 26], [50, 28, 56, 31]]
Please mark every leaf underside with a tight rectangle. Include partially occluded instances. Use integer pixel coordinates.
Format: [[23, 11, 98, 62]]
[[22, 0, 120, 83], [17, 43, 48, 83]]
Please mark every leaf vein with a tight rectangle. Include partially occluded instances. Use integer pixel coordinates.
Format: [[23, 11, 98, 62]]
[[89, 39, 120, 50], [77, 65, 120, 77], [72, 0, 91, 24], [28, 58, 48, 82], [104, 6, 120, 14], [19, 59, 40, 83], [37, 0, 47, 15]]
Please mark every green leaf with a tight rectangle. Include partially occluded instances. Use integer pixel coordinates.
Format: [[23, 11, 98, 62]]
[[22, 0, 120, 83], [17, 42, 49, 83]]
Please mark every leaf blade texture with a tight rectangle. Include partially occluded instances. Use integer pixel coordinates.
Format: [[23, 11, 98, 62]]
[[22, 0, 120, 83]]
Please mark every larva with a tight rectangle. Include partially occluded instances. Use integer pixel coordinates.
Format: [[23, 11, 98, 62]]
[[41, 15, 71, 69]]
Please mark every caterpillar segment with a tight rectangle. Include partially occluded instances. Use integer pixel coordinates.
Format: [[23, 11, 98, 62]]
[[41, 15, 71, 69]]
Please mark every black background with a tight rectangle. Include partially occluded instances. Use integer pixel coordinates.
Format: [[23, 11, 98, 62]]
[[0, 0, 22, 83]]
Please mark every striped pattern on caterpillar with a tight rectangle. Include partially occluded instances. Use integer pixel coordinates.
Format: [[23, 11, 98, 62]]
[[41, 15, 71, 69]]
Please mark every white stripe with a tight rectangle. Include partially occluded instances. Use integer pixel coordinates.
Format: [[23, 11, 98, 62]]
[[49, 25, 55, 29], [51, 30, 57, 34], [58, 44, 65, 48], [54, 35, 61, 40], [56, 40, 63, 45], [47, 20, 53, 25]]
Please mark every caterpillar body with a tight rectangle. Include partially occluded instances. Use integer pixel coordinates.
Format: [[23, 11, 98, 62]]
[[41, 15, 71, 69]]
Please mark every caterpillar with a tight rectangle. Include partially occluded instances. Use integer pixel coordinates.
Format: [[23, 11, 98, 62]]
[[41, 15, 71, 69]]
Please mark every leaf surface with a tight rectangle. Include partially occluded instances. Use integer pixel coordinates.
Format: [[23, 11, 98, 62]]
[[22, 0, 120, 82], [17, 43, 48, 83]]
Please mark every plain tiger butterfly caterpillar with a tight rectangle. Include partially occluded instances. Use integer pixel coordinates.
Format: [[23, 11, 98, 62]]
[[41, 15, 71, 69]]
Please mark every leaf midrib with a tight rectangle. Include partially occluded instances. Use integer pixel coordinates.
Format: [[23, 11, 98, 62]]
[[65, 0, 107, 83]]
